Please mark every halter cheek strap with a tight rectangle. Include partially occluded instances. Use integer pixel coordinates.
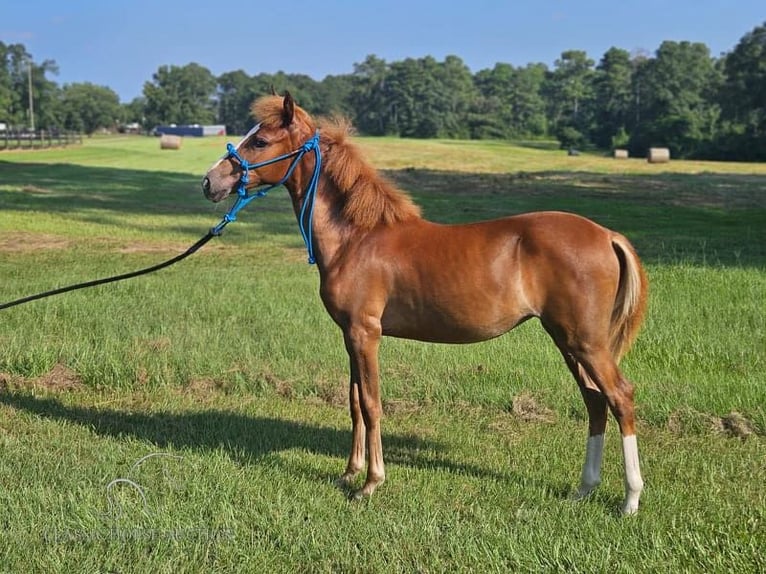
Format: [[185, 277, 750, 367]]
[[211, 132, 322, 265]]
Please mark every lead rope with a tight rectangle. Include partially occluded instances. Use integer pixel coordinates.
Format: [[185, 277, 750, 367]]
[[0, 232, 215, 311], [0, 132, 322, 311]]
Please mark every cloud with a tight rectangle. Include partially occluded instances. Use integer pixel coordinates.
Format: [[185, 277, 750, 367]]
[[0, 30, 35, 41]]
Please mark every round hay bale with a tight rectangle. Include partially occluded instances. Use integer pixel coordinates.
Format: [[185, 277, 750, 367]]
[[647, 147, 670, 163], [613, 149, 629, 159], [160, 134, 182, 150]]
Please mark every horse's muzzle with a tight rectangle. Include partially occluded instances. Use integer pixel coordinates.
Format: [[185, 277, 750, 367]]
[[201, 176, 229, 202], [201, 176, 213, 198]]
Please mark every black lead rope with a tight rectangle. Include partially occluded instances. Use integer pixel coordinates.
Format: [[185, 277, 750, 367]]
[[1, 130, 322, 312], [0, 230, 216, 311]]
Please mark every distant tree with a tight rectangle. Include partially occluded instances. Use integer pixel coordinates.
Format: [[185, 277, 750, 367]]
[[316, 74, 355, 117], [274, 72, 323, 113], [122, 97, 146, 126], [719, 21, 766, 159], [349, 54, 392, 135], [32, 61, 61, 130], [0, 42, 59, 130], [59, 82, 121, 134], [143, 63, 217, 128], [472, 63, 547, 139], [473, 63, 515, 138], [0, 42, 19, 124], [435, 55, 477, 138], [631, 41, 721, 157], [217, 69, 258, 134], [364, 55, 476, 138], [385, 57, 425, 136], [544, 50, 595, 148], [590, 47, 633, 149], [513, 64, 548, 137]]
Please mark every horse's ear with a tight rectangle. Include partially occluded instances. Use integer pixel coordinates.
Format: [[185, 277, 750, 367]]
[[270, 84, 277, 96], [282, 91, 295, 127]]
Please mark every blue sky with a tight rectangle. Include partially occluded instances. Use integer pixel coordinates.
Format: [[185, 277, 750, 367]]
[[1, 1, 763, 102]]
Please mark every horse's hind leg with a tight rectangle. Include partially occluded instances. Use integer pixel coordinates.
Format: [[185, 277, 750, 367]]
[[577, 349, 644, 515], [557, 350, 608, 499]]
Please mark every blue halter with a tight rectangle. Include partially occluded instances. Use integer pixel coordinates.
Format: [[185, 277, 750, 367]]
[[210, 131, 322, 264]]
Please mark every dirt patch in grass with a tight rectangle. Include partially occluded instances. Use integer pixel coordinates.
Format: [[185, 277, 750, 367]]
[[264, 370, 296, 400], [486, 393, 554, 435], [509, 391, 555, 423], [667, 407, 760, 439], [667, 407, 720, 435], [0, 232, 71, 252], [383, 398, 425, 415], [0, 363, 83, 392], [0, 372, 19, 391], [0, 231, 237, 255], [182, 377, 226, 398], [35, 362, 83, 391], [720, 411, 757, 439], [315, 378, 347, 408], [20, 184, 53, 194], [115, 241, 235, 255]]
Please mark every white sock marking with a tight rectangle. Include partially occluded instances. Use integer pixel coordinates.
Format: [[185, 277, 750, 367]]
[[621, 434, 644, 515]]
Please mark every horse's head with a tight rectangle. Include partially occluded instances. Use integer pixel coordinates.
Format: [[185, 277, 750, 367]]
[[201, 92, 316, 202]]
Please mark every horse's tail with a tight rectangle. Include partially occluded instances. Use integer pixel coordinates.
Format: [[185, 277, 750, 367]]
[[609, 233, 649, 363]]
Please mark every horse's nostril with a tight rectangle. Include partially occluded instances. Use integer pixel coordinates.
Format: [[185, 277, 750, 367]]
[[201, 176, 211, 195]]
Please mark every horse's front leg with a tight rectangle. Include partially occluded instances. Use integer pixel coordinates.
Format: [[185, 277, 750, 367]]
[[341, 318, 385, 499], [337, 378, 365, 486]]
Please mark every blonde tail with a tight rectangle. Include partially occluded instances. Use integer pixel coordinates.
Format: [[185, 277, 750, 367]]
[[610, 234, 649, 363]]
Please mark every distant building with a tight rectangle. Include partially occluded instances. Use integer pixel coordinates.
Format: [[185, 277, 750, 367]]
[[152, 124, 227, 137]]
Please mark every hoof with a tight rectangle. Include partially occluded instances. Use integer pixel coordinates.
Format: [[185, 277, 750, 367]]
[[334, 473, 359, 497], [620, 485, 642, 515], [571, 482, 599, 501], [620, 499, 639, 516], [350, 489, 370, 502], [349, 477, 384, 501], [335, 473, 357, 487]]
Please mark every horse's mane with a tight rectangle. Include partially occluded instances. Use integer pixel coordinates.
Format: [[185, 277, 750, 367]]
[[251, 96, 421, 230], [317, 116, 422, 229]]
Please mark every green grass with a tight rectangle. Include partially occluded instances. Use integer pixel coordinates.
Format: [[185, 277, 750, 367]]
[[1, 135, 765, 571], [2, 390, 764, 572]]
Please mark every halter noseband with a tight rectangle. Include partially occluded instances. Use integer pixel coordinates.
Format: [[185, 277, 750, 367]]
[[211, 131, 322, 264]]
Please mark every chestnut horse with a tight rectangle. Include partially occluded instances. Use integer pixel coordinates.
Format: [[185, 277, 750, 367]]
[[202, 93, 649, 514]]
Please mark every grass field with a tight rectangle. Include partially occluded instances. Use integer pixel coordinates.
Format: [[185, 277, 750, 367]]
[[1, 135, 765, 572]]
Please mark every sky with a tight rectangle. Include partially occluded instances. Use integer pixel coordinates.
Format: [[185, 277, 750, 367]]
[[1, 0, 764, 103]]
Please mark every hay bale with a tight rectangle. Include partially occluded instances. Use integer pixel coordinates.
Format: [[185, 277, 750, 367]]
[[160, 134, 182, 150], [613, 149, 629, 159], [647, 147, 670, 163]]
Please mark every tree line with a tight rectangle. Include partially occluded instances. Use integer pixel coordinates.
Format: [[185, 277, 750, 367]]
[[2, 21, 764, 160]]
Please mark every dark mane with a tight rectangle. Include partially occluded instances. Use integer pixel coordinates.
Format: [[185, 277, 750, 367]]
[[316, 116, 421, 230]]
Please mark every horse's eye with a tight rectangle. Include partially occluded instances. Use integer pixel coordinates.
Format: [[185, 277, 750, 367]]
[[251, 137, 268, 148]]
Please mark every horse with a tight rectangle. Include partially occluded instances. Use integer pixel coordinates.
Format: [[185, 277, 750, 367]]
[[202, 92, 649, 515]]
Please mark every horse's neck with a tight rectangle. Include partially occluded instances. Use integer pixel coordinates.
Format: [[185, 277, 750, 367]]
[[286, 176, 354, 269], [285, 144, 420, 268]]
